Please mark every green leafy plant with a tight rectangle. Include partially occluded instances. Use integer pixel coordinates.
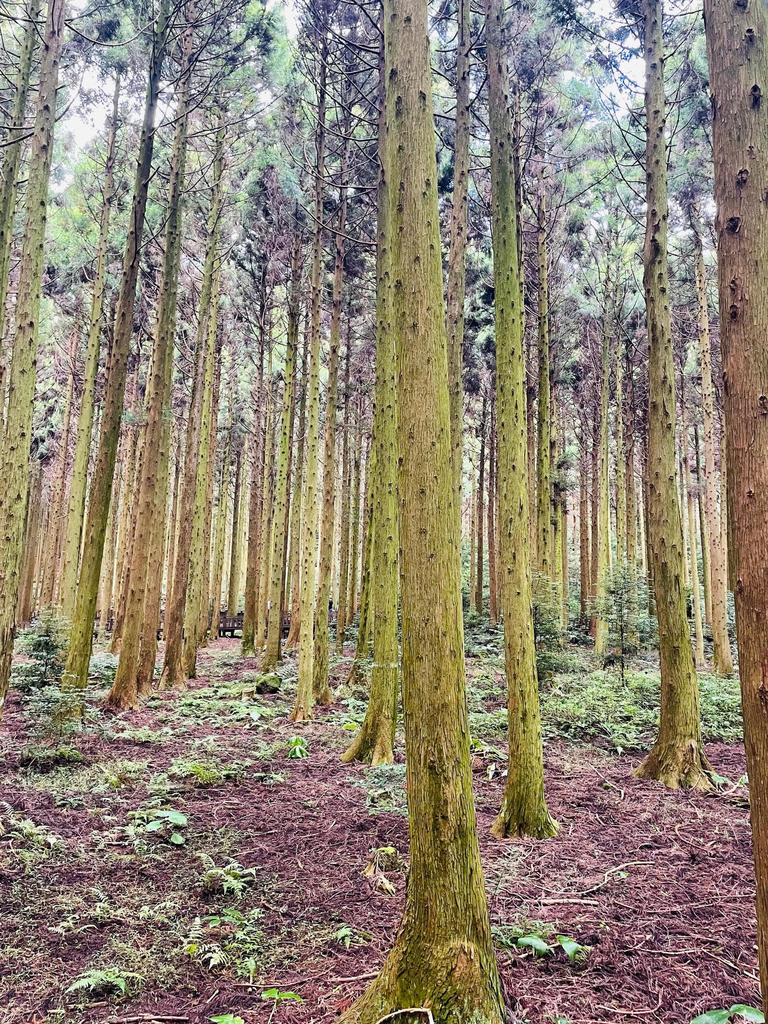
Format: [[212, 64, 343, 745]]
[[129, 805, 188, 846], [18, 743, 86, 770], [691, 1008, 764, 1024], [66, 966, 141, 999], [184, 907, 265, 977], [287, 736, 308, 759], [11, 611, 68, 693], [171, 758, 244, 786], [198, 854, 258, 898], [210, 1015, 245, 1024], [332, 924, 371, 949]]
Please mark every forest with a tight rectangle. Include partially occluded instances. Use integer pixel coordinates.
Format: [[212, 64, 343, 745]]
[[0, 0, 766, 1021]]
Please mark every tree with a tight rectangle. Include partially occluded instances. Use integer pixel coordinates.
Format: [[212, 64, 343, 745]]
[[635, 0, 712, 790], [0, 0, 66, 704], [338, 0, 504, 1016], [61, 0, 172, 698], [704, 0, 768, 995], [486, 0, 557, 841]]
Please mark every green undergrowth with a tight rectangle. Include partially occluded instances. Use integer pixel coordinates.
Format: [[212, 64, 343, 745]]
[[538, 668, 742, 753]]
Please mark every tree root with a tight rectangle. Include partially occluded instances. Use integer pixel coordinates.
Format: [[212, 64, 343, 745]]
[[635, 737, 714, 791]]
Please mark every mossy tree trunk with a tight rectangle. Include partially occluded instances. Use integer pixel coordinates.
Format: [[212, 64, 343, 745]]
[[263, 237, 300, 670], [339, 0, 504, 1013], [635, 0, 712, 791], [690, 208, 733, 675], [704, 0, 768, 991], [313, 111, 351, 705], [107, 5, 195, 709], [0, 0, 66, 703], [292, 31, 328, 722], [594, 289, 612, 656], [0, 0, 42, 400], [342, 43, 399, 766], [486, 0, 557, 840], [535, 182, 552, 580], [183, 271, 222, 676], [60, 74, 121, 619], [285, 324, 309, 650], [162, 116, 225, 686], [62, 0, 172, 698], [446, 0, 470, 515]]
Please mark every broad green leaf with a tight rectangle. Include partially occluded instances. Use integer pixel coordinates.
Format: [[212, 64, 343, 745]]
[[169, 831, 186, 845], [144, 818, 165, 831], [163, 810, 188, 826], [690, 1011, 733, 1024], [730, 1007, 766, 1023], [556, 934, 589, 963], [210, 1015, 245, 1024], [516, 934, 551, 956]]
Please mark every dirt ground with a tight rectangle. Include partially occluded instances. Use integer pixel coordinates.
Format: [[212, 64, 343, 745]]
[[0, 637, 759, 1024]]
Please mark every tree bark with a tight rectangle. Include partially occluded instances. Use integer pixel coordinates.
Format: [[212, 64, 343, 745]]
[[0, 0, 66, 703], [704, 0, 768, 994], [339, 0, 504, 1010], [635, 0, 712, 790], [62, 0, 172, 698]]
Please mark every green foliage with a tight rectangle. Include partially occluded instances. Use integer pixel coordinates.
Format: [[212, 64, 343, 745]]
[[691, 1008, 764, 1024], [171, 758, 245, 786], [198, 855, 258, 898], [183, 907, 265, 978], [211, 1016, 245, 1024], [355, 763, 408, 815], [1, 811, 61, 869], [532, 572, 564, 680], [88, 651, 119, 685], [129, 805, 188, 847], [18, 743, 86, 770], [540, 667, 742, 753], [286, 735, 308, 759], [66, 966, 141, 999], [262, 988, 303, 1004], [11, 612, 68, 692], [332, 924, 371, 949], [494, 921, 589, 964], [599, 564, 657, 677]]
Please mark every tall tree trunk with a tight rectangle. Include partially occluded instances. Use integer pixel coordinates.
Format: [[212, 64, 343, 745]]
[[285, 324, 309, 649], [704, 0, 768, 991], [535, 182, 552, 579], [0, 0, 66, 703], [693, 423, 712, 627], [335, 329, 353, 652], [486, 0, 557, 840], [594, 295, 611, 655], [475, 395, 486, 613], [263, 239, 300, 670], [62, 0, 172, 697], [161, 117, 224, 685], [60, 74, 121, 618], [690, 208, 733, 675], [338, 0, 504, 1010], [342, 42, 399, 765], [487, 398, 498, 625], [183, 272, 222, 675], [579, 433, 590, 622], [446, 0, 470, 513], [313, 112, 351, 703], [226, 446, 243, 615], [107, 6, 194, 708], [292, 32, 328, 722], [636, 0, 712, 790], [0, 0, 42, 401]]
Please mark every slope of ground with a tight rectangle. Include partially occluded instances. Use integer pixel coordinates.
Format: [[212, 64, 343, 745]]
[[0, 631, 757, 1024]]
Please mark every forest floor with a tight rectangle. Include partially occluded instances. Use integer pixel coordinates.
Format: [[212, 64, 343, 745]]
[[0, 620, 759, 1024]]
